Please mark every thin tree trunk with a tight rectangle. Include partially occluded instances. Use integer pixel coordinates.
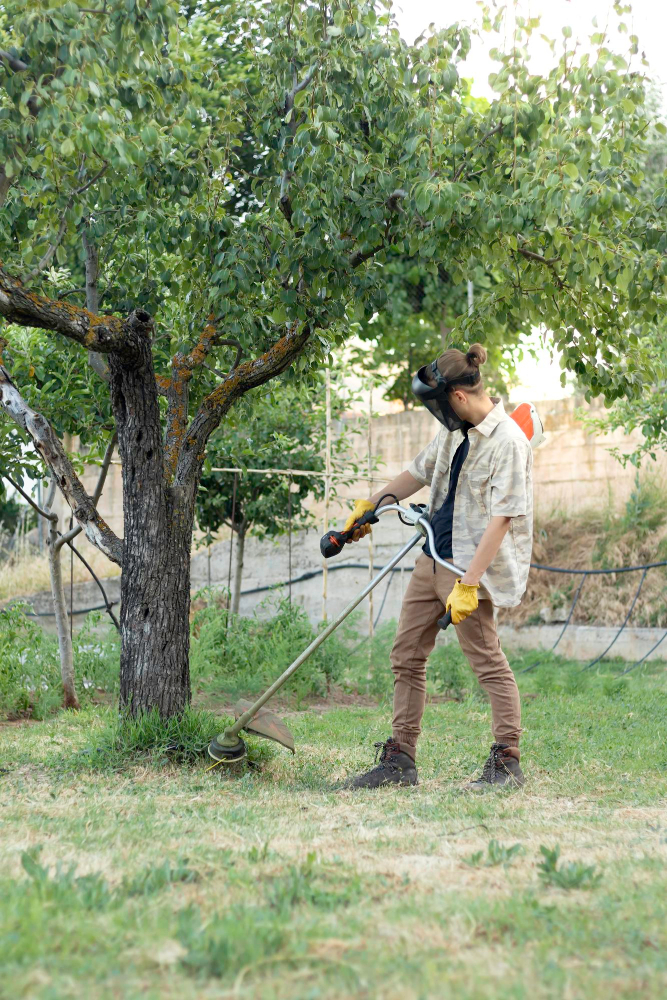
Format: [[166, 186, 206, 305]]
[[82, 229, 110, 382], [231, 524, 246, 616], [44, 481, 79, 710]]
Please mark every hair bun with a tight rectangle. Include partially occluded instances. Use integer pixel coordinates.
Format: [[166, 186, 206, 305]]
[[466, 343, 487, 368]]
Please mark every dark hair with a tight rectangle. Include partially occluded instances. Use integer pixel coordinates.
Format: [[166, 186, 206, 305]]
[[436, 343, 487, 391]]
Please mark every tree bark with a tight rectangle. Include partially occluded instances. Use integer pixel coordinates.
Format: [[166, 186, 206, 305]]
[[44, 481, 80, 710], [231, 523, 247, 616], [82, 228, 110, 382], [109, 331, 193, 716]]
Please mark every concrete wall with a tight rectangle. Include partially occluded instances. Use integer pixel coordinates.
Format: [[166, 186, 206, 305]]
[[52, 396, 666, 624]]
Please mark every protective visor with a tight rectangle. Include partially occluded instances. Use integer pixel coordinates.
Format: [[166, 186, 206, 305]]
[[411, 360, 480, 431]]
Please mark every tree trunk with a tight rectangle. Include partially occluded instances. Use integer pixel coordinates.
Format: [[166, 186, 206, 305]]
[[118, 512, 193, 716], [109, 328, 194, 717], [44, 483, 79, 710], [231, 525, 246, 616]]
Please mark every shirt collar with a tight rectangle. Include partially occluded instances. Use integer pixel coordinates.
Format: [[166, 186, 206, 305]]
[[471, 398, 508, 438]]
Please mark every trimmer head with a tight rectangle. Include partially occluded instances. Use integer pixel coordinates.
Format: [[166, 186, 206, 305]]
[[207, 735, 247, 764], [233, 700, 295, 753]]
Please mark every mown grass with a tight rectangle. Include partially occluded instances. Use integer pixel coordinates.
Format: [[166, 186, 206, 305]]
[[1, 650, 667, 1000]]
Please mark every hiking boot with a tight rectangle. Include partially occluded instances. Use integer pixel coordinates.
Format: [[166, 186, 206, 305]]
[[464, 743, 524, 792], [344, 738, 418, 789]]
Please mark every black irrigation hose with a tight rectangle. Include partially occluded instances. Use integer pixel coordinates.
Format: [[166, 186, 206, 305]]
[[15, 602, 119, 618], [9, 554, 667, 675], [518, 574, 589, 675], [580, 568, 648, 672], [531, 560, 667, 574]]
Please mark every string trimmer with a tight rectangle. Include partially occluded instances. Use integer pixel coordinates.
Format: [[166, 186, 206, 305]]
[[207, 500, 463, 765]]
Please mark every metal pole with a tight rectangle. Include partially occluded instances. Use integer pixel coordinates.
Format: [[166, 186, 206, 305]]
[[322, 368, 331, 620], [37, 481, 43, 554], [69, 514, 74, 641], [288, 462, 292, 607], [367, 386, 374, 671], [226, 472, 237, 614], [467, 279, 474, 317], [223, 531, 424, 742]]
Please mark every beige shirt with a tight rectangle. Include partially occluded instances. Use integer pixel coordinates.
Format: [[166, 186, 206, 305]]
[[408, 399, 533, 608]]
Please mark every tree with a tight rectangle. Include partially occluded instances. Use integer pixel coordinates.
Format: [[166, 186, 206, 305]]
[[350, 256, 520, 407], [1, 0, 665, 717], [196, 379, 350, 613], [581, 90, 667, 464]]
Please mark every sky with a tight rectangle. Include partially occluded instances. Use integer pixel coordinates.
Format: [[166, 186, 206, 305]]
[[390, 0, 666, 402]]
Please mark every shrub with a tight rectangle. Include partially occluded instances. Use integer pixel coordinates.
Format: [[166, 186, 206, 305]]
[[0, 605, 119, 720], [190, 592, 346, 701]]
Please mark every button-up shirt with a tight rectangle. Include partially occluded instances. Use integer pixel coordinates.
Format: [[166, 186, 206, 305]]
[[408, 399, 533, 607]]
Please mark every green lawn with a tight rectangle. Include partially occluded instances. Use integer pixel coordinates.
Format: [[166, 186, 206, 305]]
[[1, 654, 667, 1000]]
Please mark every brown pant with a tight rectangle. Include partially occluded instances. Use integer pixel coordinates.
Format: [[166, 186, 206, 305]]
[[390, 554, 521, 759]]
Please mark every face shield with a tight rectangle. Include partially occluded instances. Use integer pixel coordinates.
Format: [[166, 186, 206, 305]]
[[411, 360, 480, 431]]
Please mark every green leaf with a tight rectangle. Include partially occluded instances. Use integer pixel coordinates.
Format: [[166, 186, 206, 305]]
[[60, 138, 75, 156], [562, 162, 578, 180]]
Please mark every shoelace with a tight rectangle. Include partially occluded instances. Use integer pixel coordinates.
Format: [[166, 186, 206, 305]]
[[479, 743, 511, 783], [372, 739, 401, 772]]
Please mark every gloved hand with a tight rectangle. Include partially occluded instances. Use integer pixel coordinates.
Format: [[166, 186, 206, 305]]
[[445, 579, 480, 625], [343, 499, 376, 542]]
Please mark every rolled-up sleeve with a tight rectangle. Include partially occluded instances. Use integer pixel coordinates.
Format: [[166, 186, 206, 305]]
[[490, 439, 532, 517], [408, 432, 441, 487]]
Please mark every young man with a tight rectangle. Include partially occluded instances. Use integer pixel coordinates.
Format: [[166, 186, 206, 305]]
[[344, 344, 533, 791]]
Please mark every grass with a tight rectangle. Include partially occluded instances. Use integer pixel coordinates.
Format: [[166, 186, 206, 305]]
[[1, 651, 667, 1000], [0, 544, 121, 603]]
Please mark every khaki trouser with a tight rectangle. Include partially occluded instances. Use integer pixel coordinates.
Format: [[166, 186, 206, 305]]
[[391, 553, 521, 759]]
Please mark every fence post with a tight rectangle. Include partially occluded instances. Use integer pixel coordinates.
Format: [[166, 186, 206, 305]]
[[322, 368, 331, 621]]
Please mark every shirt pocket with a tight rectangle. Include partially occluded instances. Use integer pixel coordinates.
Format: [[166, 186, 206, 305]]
[[466, 475, 490, 515]]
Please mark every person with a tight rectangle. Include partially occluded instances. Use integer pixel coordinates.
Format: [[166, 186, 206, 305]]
[[344, 344, 533, 791]]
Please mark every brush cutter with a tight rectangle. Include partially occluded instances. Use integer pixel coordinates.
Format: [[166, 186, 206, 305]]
[[207, 501, 464, 765]]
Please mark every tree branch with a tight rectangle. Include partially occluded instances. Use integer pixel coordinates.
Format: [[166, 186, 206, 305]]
[[0, 364, 123, 565], [23, 214, 69, 283], [0, 49, 29, 73], [57, 430, 117, 548], [452, 122, 503, 182], [3, 473, 57, 521], [279, 64, 318, 228], [82, 228, 110, 381], [163, 320, 244, 481], [174, 322, 311, 488], [64, 537, 120, 631], [22, 166, 109, 285], [0, 266, 150, 357], [516, 246, 564, 289]]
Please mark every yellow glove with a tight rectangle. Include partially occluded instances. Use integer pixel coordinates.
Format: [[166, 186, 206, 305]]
[[445, 579, 480, 625], [343, 498, 376, 542]]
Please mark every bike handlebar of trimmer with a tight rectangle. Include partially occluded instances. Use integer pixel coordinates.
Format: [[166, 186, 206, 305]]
[[320, 502, 463, 632]]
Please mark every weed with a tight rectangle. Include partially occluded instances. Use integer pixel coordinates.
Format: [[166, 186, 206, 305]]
[[20, 846, 113, 911], [537, 845, 603, 890], [177, 904, 288, 979], [465, 839, 523, 868], [122, 858, 199, 896], [266, 854, 363, 913]]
